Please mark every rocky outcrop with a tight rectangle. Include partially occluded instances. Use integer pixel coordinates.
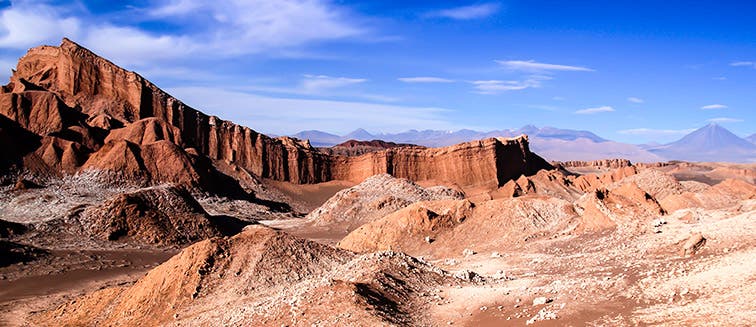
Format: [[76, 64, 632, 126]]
[[7, 38, 332, 184], [571, 166, 638, 192], [558, 159, 633, 169], [77, 185, 245, 245], [660, 178, 756, 212], [81, 140, 203, 186], [574, 182, 665, 232], [339, 197, 577, 256], [338, 199, 474, 253], [320, 139, 421, 157], [330, 136, 552, 189], [306, 174, 464, 236], [1, 39, 552, 189]]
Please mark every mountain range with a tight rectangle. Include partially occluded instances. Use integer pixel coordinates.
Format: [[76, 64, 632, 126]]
[[292, 124, 756, 163]]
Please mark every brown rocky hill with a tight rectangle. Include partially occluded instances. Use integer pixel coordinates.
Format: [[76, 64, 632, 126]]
[[77, 185, 245, 245], [36, 225, 467, 326], [319, 139, 421, 156], [338, 166, 669, 257], [24, 185, 249, 247], [1, 38, 551, 192], [304, 174, 464, 237], [338, 196, 578, 256]]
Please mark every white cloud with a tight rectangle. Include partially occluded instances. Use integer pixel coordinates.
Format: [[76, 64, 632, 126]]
[[575, 106, 615, 114], [426, 3, 501, 20], [707, 117, 743, 123], [471, 76, 546, 94], [83, 26, 197, 66], [398, 77, 454, 83], [713, 76, 727, 80], [238, 75, 396, 102], [701, 104, 727, 110], [627, 97, 644, 104], [496, 60, 594, 73], [618, 128, 695, 136], [0, 0, 369, 67], [301, 75, 367, 93], [0, 3, 81, 48], [730, 61, 755, 68], [167, 86, 460, 135], [146, 0, 366, 55]]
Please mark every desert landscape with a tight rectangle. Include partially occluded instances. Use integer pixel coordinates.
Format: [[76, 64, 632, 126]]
[[1, 2, 756, 327], [0, 38, 753, 326]]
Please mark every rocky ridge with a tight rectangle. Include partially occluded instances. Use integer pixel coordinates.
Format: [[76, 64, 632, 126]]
[[1, 38, 551, 191]]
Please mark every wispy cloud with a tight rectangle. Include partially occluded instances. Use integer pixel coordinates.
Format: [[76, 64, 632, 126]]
[[241, 74, 397, 102], [707, 117, 743, 123], [527, 104, 559, 111], [713, 76, 727, 80], [618, 128, 696, 136], [701, 104, 728, 110], [730, 61, 755, 68], [575, 106, 615, 114], [471, 76, 549, 94], [0, 0, 370, 66], [627, 97, 644, 104], [398, 77, 455, 83], [167, 86, 461, 135], [496, 60, 594, 73], [0, 2, 81, 48], [301, 75, 366, 92], [426, 3, 501, 20]]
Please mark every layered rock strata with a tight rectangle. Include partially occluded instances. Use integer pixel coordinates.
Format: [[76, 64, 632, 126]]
[[1, 39, 551, 189]]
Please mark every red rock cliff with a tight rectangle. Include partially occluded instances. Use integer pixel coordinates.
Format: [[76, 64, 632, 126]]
[[1, 39, 551, 188]]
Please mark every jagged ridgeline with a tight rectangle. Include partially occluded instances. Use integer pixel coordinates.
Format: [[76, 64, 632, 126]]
[[1, 38, 551, 191]]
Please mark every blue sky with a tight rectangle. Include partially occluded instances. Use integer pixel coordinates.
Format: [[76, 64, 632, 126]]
[[0, 0, 754, 143]]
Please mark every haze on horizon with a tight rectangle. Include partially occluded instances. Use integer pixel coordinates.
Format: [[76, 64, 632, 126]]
[[0, 0, 753, 144]]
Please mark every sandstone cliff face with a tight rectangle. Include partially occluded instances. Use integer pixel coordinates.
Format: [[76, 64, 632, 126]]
[[8, 38, 332, 184], [331, 136, 551, 189], [1, 39, 551, 189]]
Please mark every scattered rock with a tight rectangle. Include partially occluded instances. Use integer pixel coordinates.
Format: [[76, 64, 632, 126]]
[[13, 177, 42, 191], [453, 270, 483, 282], [462, 249, 476, 257], [526, 308, 558, 325], [681, 232, 706, 256], [491, 270, 508, 280], [532, 297, 553, 305]]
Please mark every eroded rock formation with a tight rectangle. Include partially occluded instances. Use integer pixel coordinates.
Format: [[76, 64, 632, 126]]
[[0, 38, 552, 190]]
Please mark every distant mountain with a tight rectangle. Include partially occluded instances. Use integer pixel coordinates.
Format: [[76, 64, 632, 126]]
[[648, 124, 756, 163], [343, 128, 375, 141], [290, 125, 660, 162], [747, 133, 756, 144], [291, 130, 342, 147]]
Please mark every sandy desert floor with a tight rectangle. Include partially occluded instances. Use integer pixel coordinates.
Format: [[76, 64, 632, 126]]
[[1, 163, 755, 326]]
